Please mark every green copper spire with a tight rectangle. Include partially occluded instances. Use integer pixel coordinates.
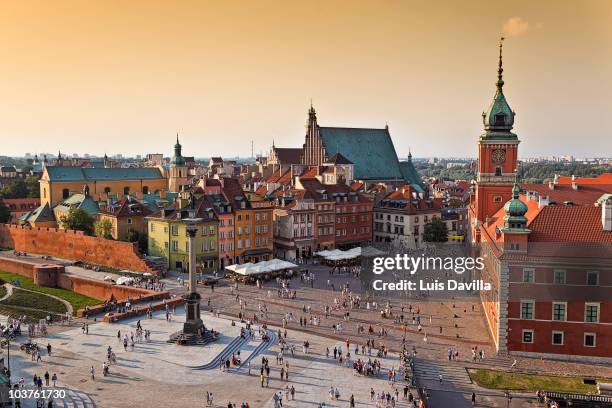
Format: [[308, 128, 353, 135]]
[[497, 36, 505, 91], [481, 37, 517, 138], [171, 133, 185, 166], [502, 173, 528, 230]]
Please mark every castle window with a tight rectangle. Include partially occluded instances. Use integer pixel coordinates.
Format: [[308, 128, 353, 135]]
[[552, 331, 564, 346], [522, 268, 534, 283], [585, 303, 599, 323], [123, 186, 130, 195], [584, 333, 596, 347], [586, 271, 599, 286], [495, 167, 502, 176], [104, 187, 111, 194], [552, 302, 566, 321], [62, 188, 70, 199], [493, 196, 502, 202], [553, 270, 566, 284], [520, 300, 534, 319], [522, 329, 533, 344], [142, 186, 149, 194]]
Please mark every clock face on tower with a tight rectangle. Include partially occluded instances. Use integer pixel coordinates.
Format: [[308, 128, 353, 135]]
[[492, 148, 506, 165]]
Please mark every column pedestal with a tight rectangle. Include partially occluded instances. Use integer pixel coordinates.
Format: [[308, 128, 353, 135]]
[[183, 292, 204, 334]]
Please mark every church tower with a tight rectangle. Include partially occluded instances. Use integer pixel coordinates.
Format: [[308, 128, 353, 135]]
[[301, 104, 326, 165], [472, 38, 520, 242], [168, 134, 189, 192]]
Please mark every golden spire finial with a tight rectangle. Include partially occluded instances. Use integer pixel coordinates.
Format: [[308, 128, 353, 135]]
[[497, 36, 505, 91]]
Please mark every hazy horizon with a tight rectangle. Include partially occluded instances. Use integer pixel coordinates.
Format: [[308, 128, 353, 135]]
[[1, 1, 611, 158]]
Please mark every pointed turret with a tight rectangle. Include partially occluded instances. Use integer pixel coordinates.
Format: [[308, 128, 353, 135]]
[[482, 37, 516, 137], [502, 175, 528, 230], [171, 133, 185, 166]]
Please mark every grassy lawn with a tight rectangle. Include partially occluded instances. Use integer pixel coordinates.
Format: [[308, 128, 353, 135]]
[[469, 369, 598, 393], [0, 304, 50, 323], [0, 271, 101, 315], [2, 288, 67, 314]]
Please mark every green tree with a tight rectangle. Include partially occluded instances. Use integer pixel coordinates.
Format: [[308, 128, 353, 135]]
[[423, 217, 448, 242], [0, 176, 40, 199], [25, 176, 41, 198], [0, 200, 10, 223], [94, 218, 113, 240], [59, 208, 94, 235]]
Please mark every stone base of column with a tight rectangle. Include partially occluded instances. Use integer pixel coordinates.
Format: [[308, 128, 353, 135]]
[[183, 292, 204, 334]]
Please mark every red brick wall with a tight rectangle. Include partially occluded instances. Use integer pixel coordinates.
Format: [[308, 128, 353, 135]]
[[0, 256, 64, 285], [0, 224, 155, 273], [507, 318, 611, 358], [56, 273, 155, 301]]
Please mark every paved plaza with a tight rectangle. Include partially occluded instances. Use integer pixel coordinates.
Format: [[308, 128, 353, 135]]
[[3, 255, 611, 407]]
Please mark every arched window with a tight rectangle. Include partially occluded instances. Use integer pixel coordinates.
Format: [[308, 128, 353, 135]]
[[43, 188, 47, 199], [104, 187, 111, 194], [495, 167, 502, 177], [62, 188, 70, 199], [123, 186, 130, 195], [178, 170, 182, 178], [142, 186, 149, 194]]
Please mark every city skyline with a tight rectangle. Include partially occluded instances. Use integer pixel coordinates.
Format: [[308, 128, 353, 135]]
[[1, 1, 611, 158]]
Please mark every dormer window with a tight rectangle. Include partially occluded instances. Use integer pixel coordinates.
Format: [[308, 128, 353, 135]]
[[494, 113, 506, 126]]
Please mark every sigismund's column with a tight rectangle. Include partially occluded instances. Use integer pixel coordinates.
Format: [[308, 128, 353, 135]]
[[183, 223, 204, 334]]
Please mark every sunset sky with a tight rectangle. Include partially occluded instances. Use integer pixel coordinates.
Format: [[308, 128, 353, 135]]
[[1, 0, 611, 159]]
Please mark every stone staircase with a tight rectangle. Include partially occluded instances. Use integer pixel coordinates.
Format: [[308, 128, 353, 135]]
[[412, 357, 473, 387], [233, 330, 277, 372], [190, 334, 251, 370]]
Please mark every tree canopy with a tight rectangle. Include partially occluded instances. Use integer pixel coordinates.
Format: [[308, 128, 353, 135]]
[[59, 208, 94, 235], [423, 217, 448, 242], [0, 177, 40, 199], [0, 200, 10, 223], [94, 218, 113, 240]]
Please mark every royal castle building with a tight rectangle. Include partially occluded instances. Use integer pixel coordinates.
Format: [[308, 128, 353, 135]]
[[469, 40, 612, 362]]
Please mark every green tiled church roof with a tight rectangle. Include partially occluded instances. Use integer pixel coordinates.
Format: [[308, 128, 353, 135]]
[[54, 193, 100, 216], [399, 160, 422, 186], [20, 202, 55, 223], [319, 127, 405, 181], [46, 166, 163, 182]]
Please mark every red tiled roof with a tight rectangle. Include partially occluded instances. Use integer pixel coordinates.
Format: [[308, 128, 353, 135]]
[[102, 196, 152, 217], [277, 170, 292, 185], [266, 169, 281, 183], [273, 148, 302, 164], [556, 173, 612, 185], [299, 166, 319, 178], [484, 194, 611, 244], [528, 205, 612, 243], [350, 182, 364, 191], [255, 185, 268, 196], [521, 183, 611, 206]]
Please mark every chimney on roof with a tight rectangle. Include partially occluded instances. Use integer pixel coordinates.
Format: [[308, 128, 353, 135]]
[[602, 198, 612, 231], [572, 181, 579, 190], [538, 195, 550, 208], [553, 174, 559, 184], [548, 181, 555, 190], [571, 174, 577, 182]]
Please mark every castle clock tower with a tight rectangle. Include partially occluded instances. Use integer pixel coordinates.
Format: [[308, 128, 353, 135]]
[[471, 38, 519, 242]]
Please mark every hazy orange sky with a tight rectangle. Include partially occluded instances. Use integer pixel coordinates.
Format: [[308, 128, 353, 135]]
[[1, 0, 611, 158]]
